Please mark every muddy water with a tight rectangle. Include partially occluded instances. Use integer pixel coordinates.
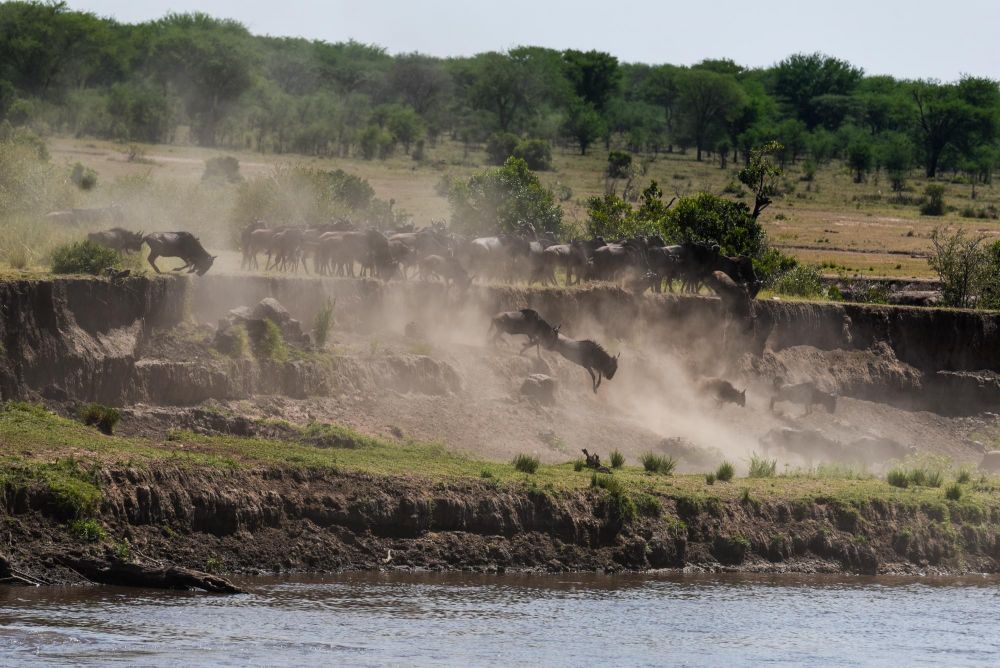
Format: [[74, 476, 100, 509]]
[[1, 573, 998, 667]]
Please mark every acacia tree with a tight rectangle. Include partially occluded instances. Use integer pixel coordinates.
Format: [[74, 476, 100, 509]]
[[771, 53, 864, 129], [676, 69, 746, 161], [911, 78, 999, 177], [561, 101, 605, 155], [737, 140, 783, 220]]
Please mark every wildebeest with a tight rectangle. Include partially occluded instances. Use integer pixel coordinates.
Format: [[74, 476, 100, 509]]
[[488, 308, 560, 357], [549, 333, 619, 393], [418, 254, 472, 289], [770, 378, 837, 414], [87, 227, 144, 253], [697, 377, 746, 407], [143, 232, 216, 276], [705, 270, 753, 322]]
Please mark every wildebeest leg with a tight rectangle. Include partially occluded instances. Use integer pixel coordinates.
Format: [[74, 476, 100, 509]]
[[172, 261, 192, 272], [147, 252, 161, 273], [595, 372, 603, 392], [586, 367, 598, 392]]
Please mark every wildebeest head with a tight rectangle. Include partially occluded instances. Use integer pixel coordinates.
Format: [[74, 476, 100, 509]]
[[194, 254, 217, 276], [604, 352, 620, 380]]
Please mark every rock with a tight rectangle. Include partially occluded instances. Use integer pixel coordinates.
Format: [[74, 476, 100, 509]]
[[520, 374, 557, 406], [252, 297, 293, 325]]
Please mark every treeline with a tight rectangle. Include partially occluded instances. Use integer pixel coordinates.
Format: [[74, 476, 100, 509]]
[[3, 1, 1000, 182]]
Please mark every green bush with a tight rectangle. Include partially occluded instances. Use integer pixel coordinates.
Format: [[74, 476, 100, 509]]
[[513, 453, 540, 474], [886, 468, 909, 488], [956, 468, 972, 484], [641, 452, 676, 475], [715, 461, 735, 482], [610, 450, 625, 469], [256, 319, 289, 363], [513, 139, 553, 171], [70, 518, 107, 542], [78, 403, 121, 435], [485, 132, 519, 165], [920, 184, 946, 216], [590, 473, 637, 525], [748, 453, 777, 478], [312, 298, 335, 348], [945, 482, 963, 501], [50, 241, 121, 275], [606, 151, 633, 178], [70, 162, 98, 190], [705, 472, 716, 485], [573, 459, 585, 472], [771, 264, 824, 297]]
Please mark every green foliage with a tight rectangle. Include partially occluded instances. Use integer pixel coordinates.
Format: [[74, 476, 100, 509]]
[[202, 156, 241, 184], [590, 473, 637, 525], [50, 241, 121, 275], [312, 298, 335, 348], [511, 138, 552, 171], [920, 184, 946, 216], [78, 403, 121, 436], [945, 482, 963, 501], [512, 453, 540, 474], [635, 493, 662, 517], [480, 468, 494, 479], [486, 132, 519, 165], [113, 539, 133, 561], [610, 450, 625, 469], [715, 461, 735, 482], [886, 468, 909, 488], [586, 180, 671, 240], [847, 137, 874, 182], [663, 192, 765, 257], [448, 157, 562, 237], [256, 319, 289, 362], [607, 151, 633, 178], [572, 459, 585, 472], [640, 452, 676, 475], [928, 227, 986, 308], [705, 472, 716, 485], [70, 519, 107, 543], [561, 101, 605, 155], [770, 264, 824, 297], [748, 453, 777, 478], [70, 162, 97, 190]]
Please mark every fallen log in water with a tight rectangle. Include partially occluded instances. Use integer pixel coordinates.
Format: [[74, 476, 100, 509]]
[[58, 556, 243, 594]]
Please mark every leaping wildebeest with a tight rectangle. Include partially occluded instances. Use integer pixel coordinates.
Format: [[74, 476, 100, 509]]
[[488, 308, 560, 358], [143, 232, 216, 276], [549, 332, 619, 393]]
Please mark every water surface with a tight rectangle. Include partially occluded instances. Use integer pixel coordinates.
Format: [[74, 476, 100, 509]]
[[1, 572, 998, 666]]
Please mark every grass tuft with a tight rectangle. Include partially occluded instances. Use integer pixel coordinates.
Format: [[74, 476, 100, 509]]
[[715, 461, 735, 482], [945, 482, 963, 501], [70, 518, 107, 542], [610, 449, 625, 469], [641, 452, 676, 475], [705, 472, 716, 485], [512, 453, 540, 474], [78, 403, 121, 435], [748, 452, 777, 478], [312, 298, 335, 348]]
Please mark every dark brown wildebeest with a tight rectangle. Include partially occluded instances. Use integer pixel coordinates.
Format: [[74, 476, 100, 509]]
[[418, 254, 472, 289], [240, 220, 268, 269], [488, 308, 560, 357], [87, 227, 144, 253], [697, 377, 746, 407], [704, 270, 753, 322], [548, 332, 619, 393], [143, 232, 216, 276], [581, 449, 611, 473], [770, 378, 837, 414]]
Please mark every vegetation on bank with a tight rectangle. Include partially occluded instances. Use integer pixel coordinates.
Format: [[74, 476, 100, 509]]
[[1, 401, 997, 521]]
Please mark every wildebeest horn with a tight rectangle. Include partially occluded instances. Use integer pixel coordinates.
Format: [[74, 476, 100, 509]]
[[615, 352, 621, 360], [212, 255, 218, 260]]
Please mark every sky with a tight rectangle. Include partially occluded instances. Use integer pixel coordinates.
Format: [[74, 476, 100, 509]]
[[66, 0, 1000, 81]]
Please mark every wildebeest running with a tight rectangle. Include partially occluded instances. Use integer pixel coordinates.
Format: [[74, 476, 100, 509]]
[[143, 232, 216, 276], [770, 378, 837, 414], [488, 308, 560, 357], [697, 377, 746, 407], [87, 227, 144, 253], [549, 332, 619, 393]]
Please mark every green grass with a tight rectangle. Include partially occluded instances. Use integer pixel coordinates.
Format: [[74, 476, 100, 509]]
[[748, 453, 777, 478], [715, 461, 736, 482], [945, 482, 963, 501], [640, 452, 676, 475], [256, 319, 289, 363], [70, 518, 107, 542], [610, 449, 625, 469], [513, 453, 540, 474], [78, 403, 121, 435]]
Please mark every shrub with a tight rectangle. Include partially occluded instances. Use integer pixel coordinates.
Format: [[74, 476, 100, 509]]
[[485, 132, 520, 165], [312, 298, 335, 348], [956, 468, 972, 484], [641, 452, 676, 475], [945, 482, 963, 501], [479, 469, 494, 479], [573, 459, 585, 472], [202, 156, 242, 184], [886, 468, 909, 488], [606, 151, 633, 178], [513, 453, 540, 474], [70, 518, 107, 543], [50, 241, 121, 275], [635, 494, 662, 517], [70, 162, 98, 190], [256, 319, 289, 363], [715, 461, 735, 482], [513, 139, 553, 171], [78, 403, 121, 435], [705, 472, 716, 485], [610, 450, 625, 469], [113, 540, 133, 562], [748, 453, 777, 478], [920, 184, 946, 216], [770, 264, 824, 298]]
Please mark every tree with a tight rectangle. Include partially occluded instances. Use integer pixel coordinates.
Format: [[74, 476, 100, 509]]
[[561, 101, 605, 155], [662, 193, 765, 257], [561, 49, 621, 112], [586, 181, 672, 239], [847, 136, 874, 182], [385, 105, 425, 154], [771, 53, 864, 129], [448, 157, 562, 236], [640, 64, 682, 150], [929, 227, 986, 308], [676, 69, 746, 161], [388, 53, 451, 118], [737, 141, 784, 220], [911, 78, 999, 177], [877, 132, 914, 191], [468, 51, 542, 132]]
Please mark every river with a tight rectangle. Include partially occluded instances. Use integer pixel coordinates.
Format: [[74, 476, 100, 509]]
[[1, 572, 998, 666]]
